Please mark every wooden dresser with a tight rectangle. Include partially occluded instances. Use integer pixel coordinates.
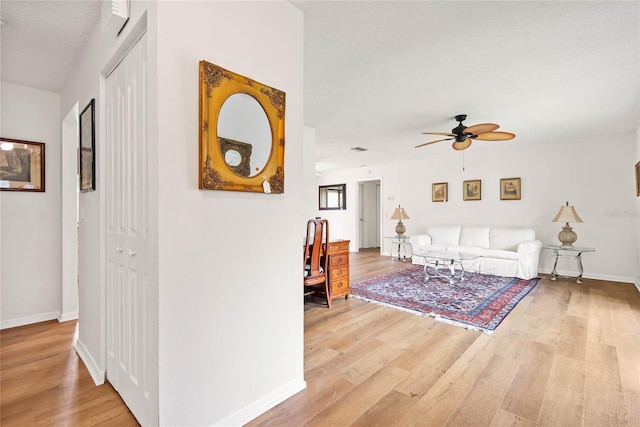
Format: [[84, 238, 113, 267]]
[[326, 240, 350, 302]]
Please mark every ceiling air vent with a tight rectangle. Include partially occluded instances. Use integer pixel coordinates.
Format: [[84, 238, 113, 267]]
[[102, 0, 129, 33], [350, 147, 368, 152]]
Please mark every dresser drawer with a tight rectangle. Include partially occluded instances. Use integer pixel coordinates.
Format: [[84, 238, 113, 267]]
[[330, 254, 348, 268], [330, 267, 348, 281], [328, 241, 349, 254], [331, 278, 349, 294]]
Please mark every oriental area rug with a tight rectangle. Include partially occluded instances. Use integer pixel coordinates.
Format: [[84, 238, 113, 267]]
[[350, 266, 539, 333]]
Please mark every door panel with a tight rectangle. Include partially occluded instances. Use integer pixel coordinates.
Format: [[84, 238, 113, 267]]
[[106, 33, 150, 425]]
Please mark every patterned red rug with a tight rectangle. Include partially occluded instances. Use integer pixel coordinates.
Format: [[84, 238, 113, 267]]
[[350, 265, 539, 333]]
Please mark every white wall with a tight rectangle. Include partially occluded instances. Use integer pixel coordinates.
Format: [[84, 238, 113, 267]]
[[302, 125, 318, 221], [155, 1, 304, 425], [60, 0, 156, 387], [1, 82, 62, 328], [317, 132, 638, 283], [60, 1, 305, 425], [636, 125, 640, 288]]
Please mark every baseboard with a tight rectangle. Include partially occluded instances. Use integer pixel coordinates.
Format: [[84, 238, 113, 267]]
[[0, 311, 60, 330], [212, 377, 306, 427], [74, 338, 105, 386], [58, 310, 79, 322], [538, 268, 636, 285]]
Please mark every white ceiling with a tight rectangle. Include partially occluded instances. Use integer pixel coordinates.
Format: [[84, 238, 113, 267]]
[[2, 1, 638, 173], [1, 0, 101, 92]]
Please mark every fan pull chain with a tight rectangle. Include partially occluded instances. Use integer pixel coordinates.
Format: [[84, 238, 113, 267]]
[[462, 149, 465, 171]]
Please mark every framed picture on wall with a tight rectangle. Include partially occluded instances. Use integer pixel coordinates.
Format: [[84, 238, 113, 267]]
[[79, 98, 95, 192], [635, 161, 639, 196], [432, 182, 448, 202], [463, 179, 481, 201], [500, 177, 521, 200], [0, 138, 45, 192]]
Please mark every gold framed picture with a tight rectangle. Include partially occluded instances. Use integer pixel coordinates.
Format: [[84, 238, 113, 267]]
[[199, 60, 285, 194], [0, 138, 45, 192], [432, 182, 448, 202], [500, 177, 521, 200], [635, 161, 639, 196], [463, 179, 481, 201]]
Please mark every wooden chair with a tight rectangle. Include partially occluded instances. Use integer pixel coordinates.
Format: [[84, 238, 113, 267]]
[[303, 219, 331, 307]]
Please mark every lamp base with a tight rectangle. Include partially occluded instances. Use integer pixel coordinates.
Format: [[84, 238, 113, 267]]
[[395, 221, 406, 237], [558, 223, 577, 247]]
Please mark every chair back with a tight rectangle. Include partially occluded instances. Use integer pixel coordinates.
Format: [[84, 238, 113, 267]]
[[304, 219, 329, 284]]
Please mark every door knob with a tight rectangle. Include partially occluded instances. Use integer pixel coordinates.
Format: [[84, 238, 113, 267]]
[[116, 246, 123, 253], [128, 250, 136, 257]]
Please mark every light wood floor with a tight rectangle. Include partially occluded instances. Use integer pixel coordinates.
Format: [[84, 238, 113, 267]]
[[2, 250, 639, 426], [249, 249, 640, 426], [0, 319, 139, 426]]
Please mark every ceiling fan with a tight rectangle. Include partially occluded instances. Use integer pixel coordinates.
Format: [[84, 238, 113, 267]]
[[416, 114, 515, 151]]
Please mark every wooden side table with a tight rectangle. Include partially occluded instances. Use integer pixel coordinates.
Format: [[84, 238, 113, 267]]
[[327, 240, 350, 302], [543, 244, 595, 284]]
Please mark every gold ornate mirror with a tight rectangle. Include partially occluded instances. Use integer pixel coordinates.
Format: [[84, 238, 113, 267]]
[[199, 60, 285, 193]]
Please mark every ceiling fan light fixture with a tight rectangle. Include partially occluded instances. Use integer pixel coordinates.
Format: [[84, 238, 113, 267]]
[[418, 114, 515, 152], [452, 139, 472, 151]]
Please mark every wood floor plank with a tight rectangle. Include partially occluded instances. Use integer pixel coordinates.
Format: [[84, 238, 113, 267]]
[[499, 341, 555, 422], [445, 354, 521, 427], [490, 408, 536, 427], [0, 320, 138, 427], [306, 365, 411, 426], [557, 314, 588, 360], [583, 342, 633, 426], [537, 355, 586, 426], [351, 389, 418, 427]]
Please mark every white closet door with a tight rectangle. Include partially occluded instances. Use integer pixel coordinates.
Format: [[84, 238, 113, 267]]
[[106, 33, 151, 426]]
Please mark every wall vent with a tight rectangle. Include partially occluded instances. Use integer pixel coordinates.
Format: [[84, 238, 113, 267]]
[[102, 0, 129, 33]]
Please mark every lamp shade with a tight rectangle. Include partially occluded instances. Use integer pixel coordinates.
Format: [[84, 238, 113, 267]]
[[390, 206, 410, 220], [552, 202, 583, 223]]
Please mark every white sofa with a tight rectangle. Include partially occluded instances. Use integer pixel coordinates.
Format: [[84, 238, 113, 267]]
[[409, 226, 542, 279]]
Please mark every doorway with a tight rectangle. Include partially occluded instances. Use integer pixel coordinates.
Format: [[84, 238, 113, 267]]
[[60, 104, 79, 322], [359, 180, 381, 250]]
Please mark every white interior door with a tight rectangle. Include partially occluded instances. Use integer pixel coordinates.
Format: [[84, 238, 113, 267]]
[[106, 33, 152, 425], [359, 180, 381, 249]]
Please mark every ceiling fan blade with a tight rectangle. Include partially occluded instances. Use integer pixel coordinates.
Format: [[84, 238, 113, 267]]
[[421, 132, 456, 137], [475, 131, 516, 141], [464, 123, 499, 135], [415, 137, 453, 148], [452, 138, 472, 151]]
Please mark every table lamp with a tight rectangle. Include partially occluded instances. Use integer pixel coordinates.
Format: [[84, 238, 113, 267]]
[[552, 201, 583, 247], [390, 205, 410, 238]]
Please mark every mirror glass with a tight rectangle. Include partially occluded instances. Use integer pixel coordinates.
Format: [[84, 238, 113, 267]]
[[218, 93, 271, 177], [319, 184, 346, 210], [224, 149, 242, 167]]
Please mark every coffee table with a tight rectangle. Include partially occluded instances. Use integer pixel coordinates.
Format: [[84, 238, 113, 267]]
[[412, 250, 480, 284]]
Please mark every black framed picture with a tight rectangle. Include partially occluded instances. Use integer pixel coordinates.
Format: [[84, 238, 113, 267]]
[[79, 98, 95, 192]]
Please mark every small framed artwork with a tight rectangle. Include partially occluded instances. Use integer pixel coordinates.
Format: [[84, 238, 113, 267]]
[[432, 182, 448, 202], [79, 99, 96, 192], [0, 138, 45, 192], [463, 179, 481, 201], [500, 177, 521, 200], [635, 161, 639, 196]]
